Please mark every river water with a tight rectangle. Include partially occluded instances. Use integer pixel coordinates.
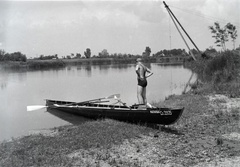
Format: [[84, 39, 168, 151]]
[[0, 63, 195, 141]]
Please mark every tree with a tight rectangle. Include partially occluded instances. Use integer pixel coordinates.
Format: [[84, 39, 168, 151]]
[[84, 48, 91, 58], [226, 23, 238, 49], [76, 53, 81, 59], [143, 46, 151, 57], [0, 51, 26, 62], [0, 49, 5, 61], [209, 22, 228, 51], [99, 49, 109, 58], [209, 22, 238, 50], [205, 47, 217, 53], [190, 48, 198, 55]]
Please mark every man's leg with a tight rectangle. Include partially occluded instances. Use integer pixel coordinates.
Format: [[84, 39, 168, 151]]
[[137, 85, 144, 104], [142, 87, 147, 104]]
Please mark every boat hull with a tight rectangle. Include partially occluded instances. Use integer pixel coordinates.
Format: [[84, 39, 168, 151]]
[[46, 99, 184, 125]]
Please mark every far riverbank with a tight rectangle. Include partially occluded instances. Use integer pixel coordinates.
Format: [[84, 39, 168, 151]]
[[0, 56, 186, 70]]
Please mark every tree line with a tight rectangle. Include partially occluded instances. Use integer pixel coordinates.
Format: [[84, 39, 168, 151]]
[[32, 47, 191, 60], [0, 46, 217, 62], [0, 50, 27, 62]]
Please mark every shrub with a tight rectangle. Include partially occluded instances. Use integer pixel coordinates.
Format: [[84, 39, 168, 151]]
[[186, 50, 240, 96], [209, 51, 239, 83], [191, 51, 239, 83]]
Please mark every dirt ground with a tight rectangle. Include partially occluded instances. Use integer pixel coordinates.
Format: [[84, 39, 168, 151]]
[[195, 94, 240, 167], [67, 94, 240, 167]]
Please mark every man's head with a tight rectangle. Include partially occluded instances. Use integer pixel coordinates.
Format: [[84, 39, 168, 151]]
[[136, 58, 142, 62]]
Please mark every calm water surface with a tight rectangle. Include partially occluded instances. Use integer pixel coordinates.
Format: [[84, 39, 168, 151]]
[[0, 63, 195, 141]]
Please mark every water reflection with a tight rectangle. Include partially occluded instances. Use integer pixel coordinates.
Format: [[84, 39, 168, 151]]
[[75, 64, 137, 77], [0, 69, 27, 90], [0, 82, 7, 90], [84, 65, 92, 77]]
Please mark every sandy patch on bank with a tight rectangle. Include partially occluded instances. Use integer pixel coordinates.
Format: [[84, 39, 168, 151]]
[[68, 132, 240, 167], [193, 156, 240, 167], [208, 94, 240, 140], [196, 94, 240, 167], [68, 134, 182, 167], [208, 94, 240, 113]]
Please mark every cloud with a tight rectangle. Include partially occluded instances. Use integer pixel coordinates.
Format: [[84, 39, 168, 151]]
[[201, 0, 240, 25], [1, 0, 239, 57]]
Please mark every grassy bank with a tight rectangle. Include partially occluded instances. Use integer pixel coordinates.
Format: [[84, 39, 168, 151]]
[[0, 93, 240, 166], [0, 119, 154, 166], [186, 50, 240, 97]]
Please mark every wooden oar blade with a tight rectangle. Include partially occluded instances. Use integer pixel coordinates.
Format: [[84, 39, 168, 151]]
[[27, 105, 47, 111]]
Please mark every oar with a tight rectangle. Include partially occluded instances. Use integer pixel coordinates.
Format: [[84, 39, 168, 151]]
[[76, 94, 120, 105], [27, 105, 48, 112], [27, 94, 120, 112], [112, 96, 131, 109]]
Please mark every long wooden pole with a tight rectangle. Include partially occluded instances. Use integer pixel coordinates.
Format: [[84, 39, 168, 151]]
[[167, 9, 195, 92], [163, 1, 201, 53], [163, 1, 199, 93], [166, 9, 196, 61]]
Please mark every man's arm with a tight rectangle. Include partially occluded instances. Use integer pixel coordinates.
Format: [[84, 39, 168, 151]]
[[135, 64, 140, 78], [146, 67, 153, 78], [135, 64, 139, 71], [146, 72, 153, 78]]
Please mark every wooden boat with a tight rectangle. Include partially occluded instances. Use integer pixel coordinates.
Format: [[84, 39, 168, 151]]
[[45, 96, 184, 125]]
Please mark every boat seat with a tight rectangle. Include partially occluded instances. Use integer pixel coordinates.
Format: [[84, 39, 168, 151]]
[[137, 105, 147, 110]]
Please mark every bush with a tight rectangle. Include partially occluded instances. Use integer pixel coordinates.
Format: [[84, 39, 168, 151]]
[[206, 51, 239, 83], [186, 50, 240, 96], [190, 51, 239, 83]]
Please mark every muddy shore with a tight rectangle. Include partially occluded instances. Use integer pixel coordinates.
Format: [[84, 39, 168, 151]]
[[0, 92, 240, 167]]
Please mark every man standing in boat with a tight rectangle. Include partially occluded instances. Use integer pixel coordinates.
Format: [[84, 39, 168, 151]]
[[135, 58, 153, 105]]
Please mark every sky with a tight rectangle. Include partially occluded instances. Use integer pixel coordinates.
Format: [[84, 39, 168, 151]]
[[0, 0, 239, 58]]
